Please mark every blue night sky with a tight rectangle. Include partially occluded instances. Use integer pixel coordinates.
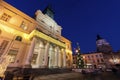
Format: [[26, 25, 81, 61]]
[[5, 0, 120, 53]]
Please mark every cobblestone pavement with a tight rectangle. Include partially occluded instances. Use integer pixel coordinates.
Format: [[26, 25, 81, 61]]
[[33, 72, 120, 80]]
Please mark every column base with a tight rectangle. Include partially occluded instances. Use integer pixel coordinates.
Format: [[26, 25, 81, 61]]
[[53, 66, 59, 68], [63, 66, 67, 68], [23, 64, 32, 68]]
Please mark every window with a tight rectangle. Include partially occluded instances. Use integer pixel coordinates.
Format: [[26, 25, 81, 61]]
[[101, 59, 104, 62], [41, 20, 45, 23], [0, 40, 9, 56], [91, 55, 94, 58], [20, 21, 28, 30], [56, 30, 59, 33], [8, 50, 18, 63], [96, 55, 98, 57], [97, 59, 100, 63], [99, 54, 103, 57], [31, 54, 38, 64], [93, 60, 95, 63], [15, 36, 22, 41], [88, 56, 90, 59], [0, 13, 11, 22]]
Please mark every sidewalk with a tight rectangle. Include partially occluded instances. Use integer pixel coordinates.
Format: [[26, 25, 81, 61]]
[[33, 72, 81, 80], [33, 71, 120, 80]]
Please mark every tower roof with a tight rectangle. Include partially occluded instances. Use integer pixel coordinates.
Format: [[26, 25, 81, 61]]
[[96, 34, 103, 41], [42, 5, 55, 19]]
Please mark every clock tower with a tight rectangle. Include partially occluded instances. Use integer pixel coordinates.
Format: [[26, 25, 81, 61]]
[[43, 5, 54, 19], [96, 35, 113, 53]]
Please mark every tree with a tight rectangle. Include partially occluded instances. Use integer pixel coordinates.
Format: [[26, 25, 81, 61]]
[[75, 43, 84, 68]]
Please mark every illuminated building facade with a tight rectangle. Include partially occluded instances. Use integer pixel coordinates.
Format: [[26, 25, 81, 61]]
[[73, 52, 105, 69], [81, 51, 120, 69], [96, 35, 120, 68], [73, 35, 120, 69], [81, 52, 105, 68], [0, 0, 72, 75]]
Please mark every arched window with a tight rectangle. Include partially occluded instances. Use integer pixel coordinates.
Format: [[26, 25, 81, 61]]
[[15, 36, 22, 41]]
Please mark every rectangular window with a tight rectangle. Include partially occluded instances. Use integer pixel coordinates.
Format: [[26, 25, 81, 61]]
[[31, 54, 38, 64], [101, 59, 104, 62], [99, 54, 103, 57], [8, 50, 18, 63], [0, 40, 9, 56], [0, 13, 11, 22], [88, 56, 90, 58], [20, 21, 28, 30], [96, 55, 98, 57]]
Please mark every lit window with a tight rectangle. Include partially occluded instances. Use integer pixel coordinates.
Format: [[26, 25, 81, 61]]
[[0, 13, 11, 22], [31, 54, 38, 64], [8, 50, 18, 63], [0, 40, 9, 55], [20, 21, 28, 30]]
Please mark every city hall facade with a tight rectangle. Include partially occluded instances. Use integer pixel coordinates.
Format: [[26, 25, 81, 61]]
[[0, 0, 73, 77]]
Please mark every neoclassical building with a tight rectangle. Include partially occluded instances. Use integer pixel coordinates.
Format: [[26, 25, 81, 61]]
[[0, 0, 72, 77]]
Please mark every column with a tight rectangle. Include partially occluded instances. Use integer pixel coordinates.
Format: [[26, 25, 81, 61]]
[[58, 49, 61, 68], [43, 42, 49, 68], [24, 37, 36, 68], [48, 46, 53, 68], [54, 46, 58, 68], [36, 41, 45, 68], [52, 47, 55, 68], [63, 49, 66, 68]]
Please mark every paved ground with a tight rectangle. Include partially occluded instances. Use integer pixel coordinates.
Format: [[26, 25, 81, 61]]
[[33, 71, 120, 80]]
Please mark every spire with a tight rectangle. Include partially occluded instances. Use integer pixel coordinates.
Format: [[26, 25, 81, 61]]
[[43, 4, 54, 19], [96, 34, 102, 41]]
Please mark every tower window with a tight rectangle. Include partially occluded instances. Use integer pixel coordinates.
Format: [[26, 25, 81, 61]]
[[15, 36, 22, 41]]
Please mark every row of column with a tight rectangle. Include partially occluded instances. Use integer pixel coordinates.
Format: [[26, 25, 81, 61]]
[[24, 37, 66, 68]]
